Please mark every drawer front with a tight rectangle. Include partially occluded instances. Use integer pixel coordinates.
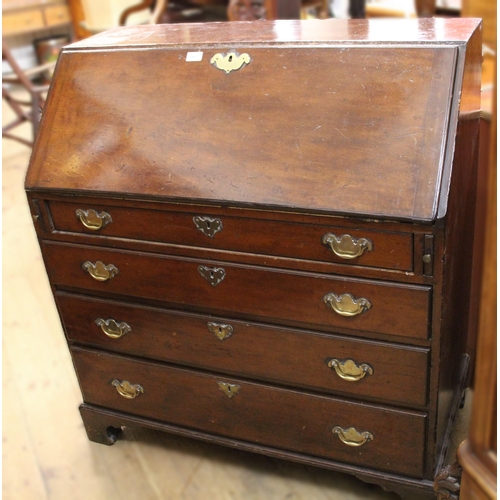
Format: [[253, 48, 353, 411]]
[[47, 200, 413, 271], [57, 293, 429, 406], [43, 242, 431, 339], [44, 5, 71, 26], [3, 10, 44, 35], [72, 347, 426, 477]]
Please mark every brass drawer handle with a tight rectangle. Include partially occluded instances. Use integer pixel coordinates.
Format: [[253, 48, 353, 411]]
[[95, 318, 131, 339], [327, 358, 373, 382], [217, 381, 240, 398], [323, 292, 371, 317], [75, 208, 112, 230], [332, 426, 373, 447], [111, 379, 144, 399], [193, 216, 223, 238], [322, 233, 373, 260], [208, 322, 234, 341], [198, 265, 226, 287], [82, 261, 119, 281]]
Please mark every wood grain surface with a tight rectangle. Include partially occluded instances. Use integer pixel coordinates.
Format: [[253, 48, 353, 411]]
[[41, 240, 432, 339], [25, 19, 465, 221], [46, 199, 415, 271], [57, 291, 430, 406], [71, 347, 427, 478]]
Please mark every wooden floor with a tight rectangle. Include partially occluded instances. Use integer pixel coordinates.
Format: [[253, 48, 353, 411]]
[[2, 93, 470, 500]]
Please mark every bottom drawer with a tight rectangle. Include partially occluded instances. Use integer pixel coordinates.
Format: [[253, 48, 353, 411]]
[[71, 347, 426, 477]]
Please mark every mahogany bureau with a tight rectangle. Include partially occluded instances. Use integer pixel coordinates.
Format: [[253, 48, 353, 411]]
[[25, 18, 482, 498]]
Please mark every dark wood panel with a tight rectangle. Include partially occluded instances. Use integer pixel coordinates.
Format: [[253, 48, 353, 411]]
[[27, 39, 457, 221], [57, 292, 429, 406], [71, 347, 427, 477], [42, 241, 431, 339], [48, 199, 414, 271]]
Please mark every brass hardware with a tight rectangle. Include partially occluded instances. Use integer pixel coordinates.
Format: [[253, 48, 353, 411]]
[[82, 260, 119, 281], [323, 292, 371, 317], [217, 381, 240, 398], [327, 358, 374, 382], [208, 322, 234, 340], [198, 265, 226, 287], [423, 234, 434, 277], [210, 51, 251, 74], [75, 208, 112, 230], [111, 379, 144, 399], [95, 318, 131, 339], [322, 233, 373, 260], [332, 426, 374, 447], [30, 199, 44, 229], [193, 216, 223, 238]]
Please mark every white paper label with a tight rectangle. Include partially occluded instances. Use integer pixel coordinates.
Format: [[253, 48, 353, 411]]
[[186, 52, 203, 62]]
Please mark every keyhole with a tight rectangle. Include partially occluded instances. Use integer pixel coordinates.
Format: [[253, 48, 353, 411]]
[[228, 55, 233, 62], [218, 327, 223, 335]]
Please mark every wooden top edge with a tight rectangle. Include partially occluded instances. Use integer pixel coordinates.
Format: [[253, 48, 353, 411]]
[[66, 18, 482, 50]]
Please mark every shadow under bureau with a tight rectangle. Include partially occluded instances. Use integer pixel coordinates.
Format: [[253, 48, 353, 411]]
[[25, 18, 482, 499]]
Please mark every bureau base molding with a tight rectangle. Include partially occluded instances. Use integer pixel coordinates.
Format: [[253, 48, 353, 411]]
[[80, 403, 438, 499]]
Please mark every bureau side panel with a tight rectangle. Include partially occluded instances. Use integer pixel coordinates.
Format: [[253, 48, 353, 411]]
[[433, 25, 482, 475]]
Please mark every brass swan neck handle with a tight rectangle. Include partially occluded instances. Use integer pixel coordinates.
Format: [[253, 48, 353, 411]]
[[76, 208, 112, 231], [112, 380, 144, 399], [327, 358, 374, 382], [323, 292, 371, 317], [95, 318, 131, 339], [322, 233, 373, 260], [332, 426, 374, 447], [82, 261, 119, 281]]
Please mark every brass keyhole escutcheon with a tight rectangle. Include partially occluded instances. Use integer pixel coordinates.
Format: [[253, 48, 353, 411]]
[[217, 381, 240, 398], [193, 216, 223, 238], [208, 322, 234, 340], [210, 51, 251, 74], [198, 265, 226, 287]]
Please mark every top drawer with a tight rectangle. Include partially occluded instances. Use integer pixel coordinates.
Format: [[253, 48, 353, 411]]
[[47, 200, 413, 272]]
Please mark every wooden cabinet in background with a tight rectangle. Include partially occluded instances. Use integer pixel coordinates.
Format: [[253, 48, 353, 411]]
[[457, 90, 496, 499], [2, 0, 71, 36], [457, 2, 497, 497]]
